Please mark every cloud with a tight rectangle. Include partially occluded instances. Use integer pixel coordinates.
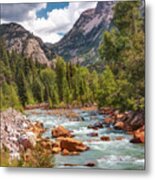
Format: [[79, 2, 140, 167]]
[[1, 3, 46, 21], [1, 2, 97, 43]]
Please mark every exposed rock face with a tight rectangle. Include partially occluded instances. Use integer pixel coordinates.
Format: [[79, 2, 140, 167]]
[[52, 1, 116, 65], [0, 23, 55, 65]]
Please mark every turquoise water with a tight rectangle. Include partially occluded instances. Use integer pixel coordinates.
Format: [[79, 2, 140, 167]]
[[25, 109, 145, 170]]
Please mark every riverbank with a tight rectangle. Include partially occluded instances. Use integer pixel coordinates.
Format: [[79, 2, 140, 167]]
[[99, 107, 145, 143], [0, 108, 54, 167]]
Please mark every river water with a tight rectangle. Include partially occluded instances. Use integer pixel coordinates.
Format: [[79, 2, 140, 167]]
[[25, 109, 145, 170]]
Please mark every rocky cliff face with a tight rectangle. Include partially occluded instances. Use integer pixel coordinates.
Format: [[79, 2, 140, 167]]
[[52, 1, 116, 65], [0, 23, 56, 65]]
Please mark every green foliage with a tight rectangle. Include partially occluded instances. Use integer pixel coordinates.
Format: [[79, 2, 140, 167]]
[[0, 82, 22, 110], [0, 149, 23, 167], [0, 1, 144, 112], [21, 143, 55, 168], [98, 66, 117, 107], [0, 42, 99, 109], [98, 1, 144, 111]]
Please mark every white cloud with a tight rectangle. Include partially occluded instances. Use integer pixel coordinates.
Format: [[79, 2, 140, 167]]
[[1, 2, 97, 43]]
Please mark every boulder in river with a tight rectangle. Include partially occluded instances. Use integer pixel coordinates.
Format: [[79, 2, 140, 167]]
[[115, 136, 125, 141], [100, 136, 110, 141], [58, 137, 89, 153], [85, 162, 96, 167], [52, 125, 73, 138], [87, 121, 103, 130], [87, 132, 98, 137]]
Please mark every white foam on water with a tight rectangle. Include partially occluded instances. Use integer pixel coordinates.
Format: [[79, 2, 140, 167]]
[[97, 155, 137, 165], [73, 127, 94, 135], [61, 121, 81, 127], [135, 159, 145, 164]]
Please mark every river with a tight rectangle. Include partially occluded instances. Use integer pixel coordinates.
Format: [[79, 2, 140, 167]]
[[25, 108, 145, 170]]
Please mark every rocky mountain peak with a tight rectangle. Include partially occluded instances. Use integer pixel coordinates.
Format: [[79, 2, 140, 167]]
[[0, 23, 55, 66], [51, 1, 116, 64], [0, 22, 27, 34], [95, 1, 115, 14]]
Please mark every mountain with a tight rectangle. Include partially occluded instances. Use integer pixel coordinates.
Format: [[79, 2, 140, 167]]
[[0, 23, 56, 65], [51, 1, 116, 65]]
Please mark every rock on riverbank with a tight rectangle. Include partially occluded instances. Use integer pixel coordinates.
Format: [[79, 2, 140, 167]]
[[100, 108, 145, 144]]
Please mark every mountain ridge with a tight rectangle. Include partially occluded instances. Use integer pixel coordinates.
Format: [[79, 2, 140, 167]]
[[51, 1, 116, 65], [0, 22, 56, 65]]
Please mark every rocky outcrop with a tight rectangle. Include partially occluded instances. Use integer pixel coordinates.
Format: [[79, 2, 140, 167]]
[[0, 108, 36, 159], [0, 23, 56, 65], [100, 108, 145, 132], [51, 126, 73, 138], [99, 108, 145, 144]]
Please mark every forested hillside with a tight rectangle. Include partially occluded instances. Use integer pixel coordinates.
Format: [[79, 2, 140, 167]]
[[0, 1, 144, 112]]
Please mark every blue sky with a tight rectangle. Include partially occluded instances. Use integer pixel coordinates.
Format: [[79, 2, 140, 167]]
[[1, 2, 97, 43], [36, 2, 69, 19]]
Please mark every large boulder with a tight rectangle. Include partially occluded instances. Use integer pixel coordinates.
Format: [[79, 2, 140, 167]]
[[130, 126, 145, 144], [52, 126, 73, 138], [58, 137, 89, 152]]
